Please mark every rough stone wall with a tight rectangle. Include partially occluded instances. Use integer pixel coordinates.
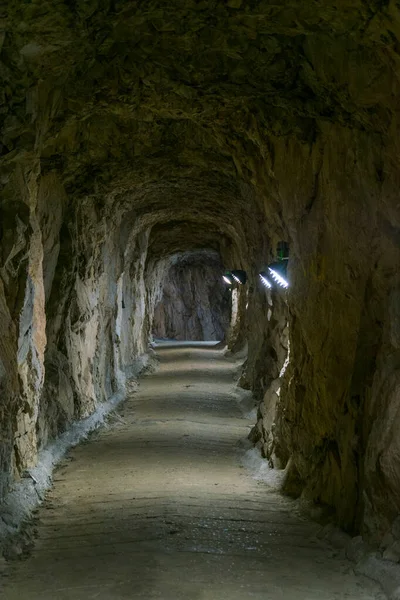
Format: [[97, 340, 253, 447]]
[[0, 181, 161, 492], [1, 0, 400, 550], [247, 291, 290, 468], [153, 256, 230, 341], [248, 127, 400, 542]]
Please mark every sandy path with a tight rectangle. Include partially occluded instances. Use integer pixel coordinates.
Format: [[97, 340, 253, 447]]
[[2, 342, 384, 599]]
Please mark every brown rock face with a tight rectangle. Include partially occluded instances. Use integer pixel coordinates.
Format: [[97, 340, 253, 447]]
[[153, 253, 230, 341], [0, 0, 400, 547]]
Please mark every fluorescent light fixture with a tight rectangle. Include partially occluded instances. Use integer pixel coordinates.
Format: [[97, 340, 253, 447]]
[[268, 261, 289, 289], [231, 270, 247, 285], [259, 272, 272, 289], [259, 258, 289, 290], [269, 268, 289, 289], [223, 270, 247, 285]]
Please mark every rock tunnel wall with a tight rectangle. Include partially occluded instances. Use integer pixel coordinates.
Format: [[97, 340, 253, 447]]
[[152, 256, 230, 341], [0, 0, 400, 552], [0, 185, 155, 492], [243, 128, 400, 544]]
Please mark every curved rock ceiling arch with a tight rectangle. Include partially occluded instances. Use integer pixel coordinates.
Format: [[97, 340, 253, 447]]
[[1, 0, 400, 554]]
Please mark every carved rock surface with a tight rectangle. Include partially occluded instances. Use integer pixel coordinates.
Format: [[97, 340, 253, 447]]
[[153, 253, 230, 341], [0, 0, 399, 550]]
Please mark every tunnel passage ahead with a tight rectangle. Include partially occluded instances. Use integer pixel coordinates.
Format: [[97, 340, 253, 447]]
[[152, 253, 230, 342], [2, 344, 384, 600]]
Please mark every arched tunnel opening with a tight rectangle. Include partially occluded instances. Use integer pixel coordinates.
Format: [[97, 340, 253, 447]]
[[151, 250, 231, 342], [1, 1, 400, 597]]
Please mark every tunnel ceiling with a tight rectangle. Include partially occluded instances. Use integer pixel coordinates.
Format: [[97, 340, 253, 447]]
[[2, 0, 400, 549], [147, 221, 229, 260], [2, 0, 397, 213]]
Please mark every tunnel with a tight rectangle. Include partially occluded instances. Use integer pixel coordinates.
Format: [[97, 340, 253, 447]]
[[152, 249, 230, 342], [0, 1, 400, 598]]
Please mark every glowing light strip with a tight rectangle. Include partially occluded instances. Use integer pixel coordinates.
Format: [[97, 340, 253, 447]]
[[268, 268, 289, 289], [223, 275, 232, 284], [259, 274, 272, 289]]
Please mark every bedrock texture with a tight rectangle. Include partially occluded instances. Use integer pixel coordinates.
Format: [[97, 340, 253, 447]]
[[153, 254, 230, 341], [0, 0, 399, 549]]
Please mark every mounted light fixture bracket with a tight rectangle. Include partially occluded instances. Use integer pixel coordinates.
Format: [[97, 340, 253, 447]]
[[259, 241, 290, 290], [268, 260, 289, 289], [277, 241, 289, 261], [231, 270, 247, 285], [222, 269, 247, 285]]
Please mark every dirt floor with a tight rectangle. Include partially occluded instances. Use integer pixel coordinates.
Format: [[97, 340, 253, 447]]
[[1, 342, 385, 599]]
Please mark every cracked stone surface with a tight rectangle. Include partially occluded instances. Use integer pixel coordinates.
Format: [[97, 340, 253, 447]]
[[1, 0, 400, 554], [152, 253, 230, 341], [1, 343, 385, 599]]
